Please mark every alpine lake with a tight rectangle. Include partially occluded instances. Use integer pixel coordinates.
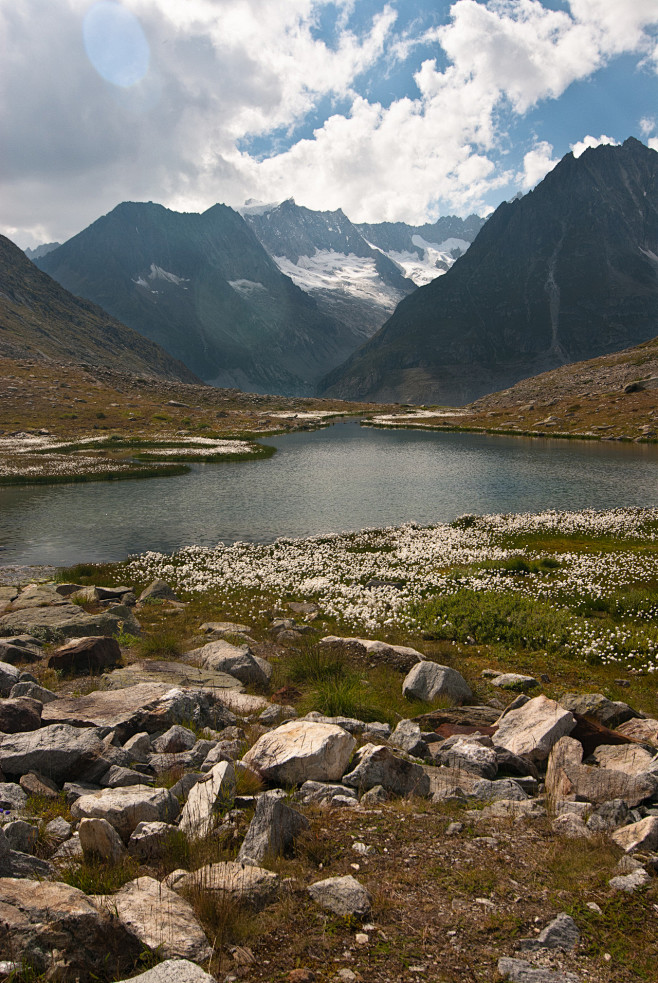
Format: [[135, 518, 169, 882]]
[[1, 417, 658, 567]]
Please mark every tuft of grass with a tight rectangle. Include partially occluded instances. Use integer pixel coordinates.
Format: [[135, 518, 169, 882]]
[[60, 855, 140, 894], [138, 631, 182, 659], [284, 643, 346, 685]]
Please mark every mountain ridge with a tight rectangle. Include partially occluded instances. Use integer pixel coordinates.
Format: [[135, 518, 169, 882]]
[[320, 137, 658, 405]]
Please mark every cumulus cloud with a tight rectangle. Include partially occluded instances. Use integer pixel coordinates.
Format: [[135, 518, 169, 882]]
[[570, 134, 620, 158], [2, 0, 658, 246], [520, 141, 559, 189]]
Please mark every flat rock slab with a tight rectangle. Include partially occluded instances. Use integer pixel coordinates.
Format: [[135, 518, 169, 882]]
[[103, 660, 244, 692], [42, 682, 233, 737], [0, 724, 103, 781], [0, 697, 42, 734], [0, 877, 142, 981], [106, 876, 212, 963], [616, 717, 658, 746], [0, 603, 133, 641], [114, 960, 217, 983], [189, 639, 269, 687], [414, 706, 501, 730], [498, 958, 580, 982], [179, 761, 235, 837], [320, 636, 425, 671]]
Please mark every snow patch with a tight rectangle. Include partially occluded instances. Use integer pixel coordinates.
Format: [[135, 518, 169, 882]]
[[272, 250, 403, 308], [367, 237, 471, 287], [237, 199, 280, 217], [228, 279, 267, 296], [133, 264, 189, 287]]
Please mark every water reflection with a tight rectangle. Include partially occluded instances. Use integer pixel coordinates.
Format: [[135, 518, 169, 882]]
[[1, 420, 657, 566]]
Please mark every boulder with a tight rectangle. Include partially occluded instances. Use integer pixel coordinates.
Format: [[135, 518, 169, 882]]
[[0, 697, 42, 733], [0, 661, 20, 697], [0, 603, 136, 642], [0, 877, 142, 981], [516, 913, 579, 952], [109, 876, 212, 963], [470, 779, 529, 802], [296, 781, 358, 807], [343, 744, 430, 797], [41, 683, 232, 739], [44, 815, 72, 845], [48, 636, 122, 675], [389, 720, 429, 758], [308, 875, 371, 918], [0, 637, 42, 665], [179, 761, 235, 836], [190, 639, 269, 687], [402, 661, 472, 704], [79, 817, 128, 863], [153, 724, 198, 754], [498, 958, 580, 982], [609, 869, 650, 892], [3, 820, 37, 854], [128, 821, 178, 860], [320, 636, 425, 672], [551, 813, 592, 838], [591, 744, 658, 776], [433, 739, 498, 779], [101, 765, 153, 788], [242, 721, 356, 785], [174, 861, 279, 909], [19, 770, 60, 798], [237, 789, 310, 865], [611, 816, 658, 853], [71, 784, 179, 841], [490, 674, 539, 693], [10, 681, 57, 703], [148, 739, 216, 776], [494, 696, 575, 763], [559, 692, 638, 730], [545, 736, 658, 807], [114, 960, 217, 983], [139, 579, 181, 603], [616, 717, 658, 746], [0, 724, 103, 781]]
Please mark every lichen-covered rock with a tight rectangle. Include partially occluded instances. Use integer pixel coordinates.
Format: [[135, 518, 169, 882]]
[[0, 724, 103, 781], [237, 790, 309, 865]]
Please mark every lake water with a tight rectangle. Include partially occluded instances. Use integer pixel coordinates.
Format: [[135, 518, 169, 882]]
[[1, 419, 658, 566]]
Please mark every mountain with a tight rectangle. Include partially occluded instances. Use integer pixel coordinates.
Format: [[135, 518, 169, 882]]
[[24, 242, 61, 261], [36, 202, 362, 395], [355, 214, 485, 286], [320, 138, 658, 405], [0, 234, 197, 382], [242, 199, 483, 339]]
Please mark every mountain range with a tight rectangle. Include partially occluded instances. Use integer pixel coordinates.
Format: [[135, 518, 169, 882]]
[[321, 137, 658, 404], [33, 200, 482, 395], [0, 234, 196, 382]]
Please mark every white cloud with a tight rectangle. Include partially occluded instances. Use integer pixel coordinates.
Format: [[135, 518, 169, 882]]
[[2, 0, 658, 245], [520, 141, 559, 189], [649, 138, 658, 152], [570, 133, 620, 158], [639, 117, 656, 137]]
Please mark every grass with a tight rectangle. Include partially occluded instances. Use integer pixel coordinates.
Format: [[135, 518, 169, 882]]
[[138, 631, 182, 659], [60, 855, 141, 894]]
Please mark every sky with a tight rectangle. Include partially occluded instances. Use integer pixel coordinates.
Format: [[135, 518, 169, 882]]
[[1, 0, 657, 249]]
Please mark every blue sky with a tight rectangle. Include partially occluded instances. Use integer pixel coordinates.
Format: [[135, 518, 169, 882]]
[[1, 0, 657, 247]]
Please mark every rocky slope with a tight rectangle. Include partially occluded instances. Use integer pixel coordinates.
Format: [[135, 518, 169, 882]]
[[321, 138, 658, 406], [0, 236, 198, 383], [36, 202, 361, 396]]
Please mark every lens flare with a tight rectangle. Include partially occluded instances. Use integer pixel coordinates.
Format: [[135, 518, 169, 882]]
[[83, 1, 149, 88]]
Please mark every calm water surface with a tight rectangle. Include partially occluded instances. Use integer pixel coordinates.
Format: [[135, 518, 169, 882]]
[[1, 419, 657, 566]]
